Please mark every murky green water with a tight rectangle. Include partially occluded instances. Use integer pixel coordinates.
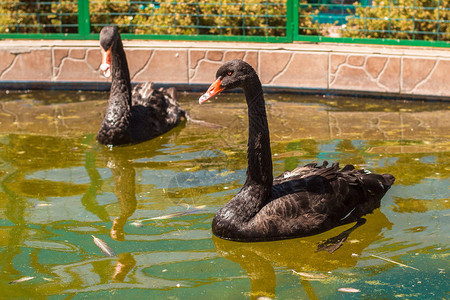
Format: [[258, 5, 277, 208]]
[[0, 90, 448, 299]]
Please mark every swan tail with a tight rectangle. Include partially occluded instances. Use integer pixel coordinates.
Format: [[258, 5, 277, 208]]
[[354, 171, 395, 192], [131, 83, 186, 132], [340, 171, 395, 222], [132, 82, 179, 109], [159, 87, 185, 124], [381, 173, 396, 187]]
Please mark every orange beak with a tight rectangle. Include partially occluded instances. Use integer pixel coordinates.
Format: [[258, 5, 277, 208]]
[[199, 78, 225, 104], [100, 47, 112, 78]]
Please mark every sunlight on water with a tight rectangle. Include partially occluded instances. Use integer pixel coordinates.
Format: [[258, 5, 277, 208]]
[[0, 91, 448, 298]]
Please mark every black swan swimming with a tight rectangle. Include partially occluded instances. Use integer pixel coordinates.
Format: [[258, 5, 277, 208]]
[[97, 26, 185, 146], [199, 59, 395, 242]]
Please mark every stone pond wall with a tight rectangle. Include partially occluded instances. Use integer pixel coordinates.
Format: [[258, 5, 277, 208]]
[[0, 40, 449, 100]]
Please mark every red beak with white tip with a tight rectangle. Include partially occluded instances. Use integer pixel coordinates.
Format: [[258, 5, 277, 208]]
[[199, 78, 224, 104], [100, 47, 112, 78]]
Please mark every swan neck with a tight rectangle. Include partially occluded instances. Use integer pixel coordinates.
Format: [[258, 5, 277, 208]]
[[97, 36, 132, 145], [212, 75, 273, 238], [110, 37, 131, 106], [243, 79, 273, 190]]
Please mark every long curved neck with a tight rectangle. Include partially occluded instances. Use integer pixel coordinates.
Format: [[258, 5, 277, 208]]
[[212, 76, 273, 236], [98, 36, 132, 145], [243, 77, 273, 192], [110, 37, 131, 106]]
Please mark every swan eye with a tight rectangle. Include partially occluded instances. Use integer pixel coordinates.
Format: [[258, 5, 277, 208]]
[[227, 71, 233, 76]]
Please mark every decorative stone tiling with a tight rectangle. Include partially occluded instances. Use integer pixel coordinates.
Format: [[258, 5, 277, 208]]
[[189, 49, 258, 84], [0, 40, 448, 99], [329, 54, 401, 93]]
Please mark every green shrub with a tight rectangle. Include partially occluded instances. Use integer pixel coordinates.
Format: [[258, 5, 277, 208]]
[[298, 0, 322, 35], [200, 0, 288, 36], [131, 0, 201, 35], [0, 7, 15, 33], [0, 0, 302, 37], [0, 0, 78, 33], [118, 0, 290, 36], [0, 0, 447, 41], [89, 0, 139, 33], [343, 0, 450, 41]]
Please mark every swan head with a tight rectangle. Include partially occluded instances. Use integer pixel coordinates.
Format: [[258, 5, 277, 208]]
[[99, 26, 119, 78], [199, 59, 257, 104]]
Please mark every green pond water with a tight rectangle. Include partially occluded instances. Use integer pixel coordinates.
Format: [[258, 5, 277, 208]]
[[0, 90, 448, 299]]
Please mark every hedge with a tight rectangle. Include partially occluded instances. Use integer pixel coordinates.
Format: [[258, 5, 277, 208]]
[[0, 0, 447, 41]]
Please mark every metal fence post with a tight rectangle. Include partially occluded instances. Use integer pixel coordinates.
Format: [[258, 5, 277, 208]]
[[78, 0, 91, 38], [288, 0, 299, 41], [286, 0, 294, 42]]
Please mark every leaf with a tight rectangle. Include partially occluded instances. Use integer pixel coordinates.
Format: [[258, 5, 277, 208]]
[[91, 235, 116, 257]]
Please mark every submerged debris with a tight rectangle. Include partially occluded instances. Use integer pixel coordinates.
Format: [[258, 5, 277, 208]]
[[291, 270, 327, 280], [9, 276, 35, 284], [371, 254, 419, 271], [34, 203, 52, 207], [43, 277, 54, 282], [130, 221, 144, 227], [130, 205, 206, 226], [91, 235, 116, 257], [338, 287, 361, 293]]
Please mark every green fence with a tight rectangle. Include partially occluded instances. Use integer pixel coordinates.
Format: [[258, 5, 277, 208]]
[[0, 0, 448, 47]]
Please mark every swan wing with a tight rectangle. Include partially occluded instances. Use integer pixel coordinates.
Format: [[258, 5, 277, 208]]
[[244, 163, 395, 240], [129, 83, 185, 142]]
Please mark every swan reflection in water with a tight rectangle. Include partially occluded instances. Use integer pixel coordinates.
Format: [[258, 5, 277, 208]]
[[101, 123, 186, 242], [95, 146, 138, 282], [213, 210, 392, 299], [99, 125, 187, 281], [104, 148, 137, 242]]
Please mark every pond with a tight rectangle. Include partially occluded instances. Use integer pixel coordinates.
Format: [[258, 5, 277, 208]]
[[0, 90, 448, 298]]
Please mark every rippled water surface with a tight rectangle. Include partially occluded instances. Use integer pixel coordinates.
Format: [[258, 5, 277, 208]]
[[0, 90, 448, 299]]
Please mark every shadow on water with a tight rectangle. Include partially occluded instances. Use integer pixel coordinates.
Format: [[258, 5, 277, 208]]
[[0, 91, 448, 298]]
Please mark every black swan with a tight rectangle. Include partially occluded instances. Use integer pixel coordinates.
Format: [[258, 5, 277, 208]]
[[97, 26, 185, 145], [199, 59, 395, 242]]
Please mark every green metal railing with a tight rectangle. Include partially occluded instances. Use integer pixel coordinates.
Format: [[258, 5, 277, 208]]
[[0, 0, 448, 47], [89, 0, 292, 42], [296, 0, 450, 47]]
